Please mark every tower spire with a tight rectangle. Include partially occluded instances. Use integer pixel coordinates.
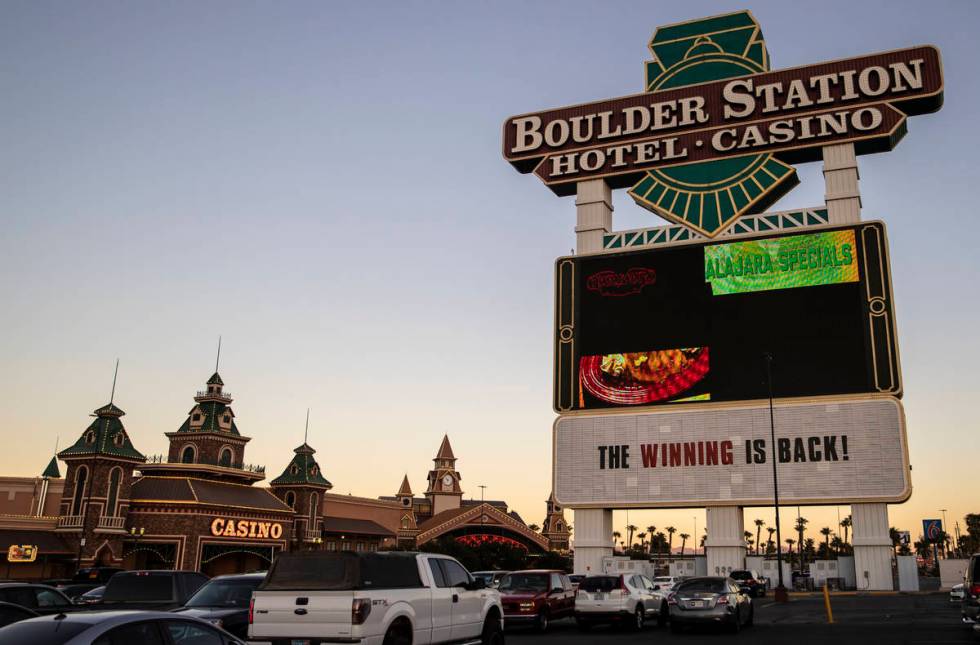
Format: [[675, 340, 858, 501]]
[[304, 408, 310, 445], [109, 358, 119, 404], [215, 336, 222, 373]]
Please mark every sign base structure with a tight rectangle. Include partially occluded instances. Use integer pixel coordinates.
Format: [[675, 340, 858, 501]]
[[554, 395, 909, 508]]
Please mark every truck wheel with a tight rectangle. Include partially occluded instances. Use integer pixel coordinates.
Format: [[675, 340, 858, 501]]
[[481, 615, 504, 645], [382, 623, 412, 645], [535, 610, 549, 633]]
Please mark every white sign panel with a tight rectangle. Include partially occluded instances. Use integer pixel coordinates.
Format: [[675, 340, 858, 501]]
[[554, 396, 909, 508]]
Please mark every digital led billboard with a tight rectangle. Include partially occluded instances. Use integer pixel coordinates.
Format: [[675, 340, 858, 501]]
[[554, 222, 899, 412]]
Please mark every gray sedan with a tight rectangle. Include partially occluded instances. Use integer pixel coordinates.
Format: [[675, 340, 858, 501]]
[[0, 610, 245, 644], [668, 576, 753, 633]]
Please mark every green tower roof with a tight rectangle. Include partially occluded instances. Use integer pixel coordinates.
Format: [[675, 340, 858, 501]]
[[176, 401, 241, 435], [41, 456, 61, 479], [58, 404, 145, 462], [270, 443, 332, 488]]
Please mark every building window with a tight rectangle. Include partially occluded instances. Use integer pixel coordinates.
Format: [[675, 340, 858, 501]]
[[181, 445, 196, 464], [401, 518, 410, 529], [85, 431, 96, 444], [223, 415, 230, 423], [556, 521, 563, 531], [112, 432, 124, 447], [355, 542, 365, 552], [105, 467, 121, 517], [71, 466, 88, 516], [326, 541, 337, 551], [285, 491, 296, 509], [311, 466, 318, 477], [368, 543, 378, 552], [309, 493, 319, 525], [192, 413, 201, 422], [218, 447, 233, 467]]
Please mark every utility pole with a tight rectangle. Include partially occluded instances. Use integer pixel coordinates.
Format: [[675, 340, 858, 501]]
[[765, 353, 788, 602]]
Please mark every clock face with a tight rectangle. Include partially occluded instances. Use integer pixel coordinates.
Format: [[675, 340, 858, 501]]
[[442, 474, 453, 490]]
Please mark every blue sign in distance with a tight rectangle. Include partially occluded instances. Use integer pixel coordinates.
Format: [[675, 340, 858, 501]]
[[922, 519, 943, 542]]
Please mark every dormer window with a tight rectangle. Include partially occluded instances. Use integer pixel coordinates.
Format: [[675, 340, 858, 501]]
[[311, 466, 319, 476], [208, 385, 216, 394], [290, 464, 299, 476], [192, 413, 201, 422], [85, 431, 96, 444], [113, 433, 124, 447], [223, 415, 230, 423]]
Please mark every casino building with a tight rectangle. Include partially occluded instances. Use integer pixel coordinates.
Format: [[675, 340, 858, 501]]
[[0, 370, 568, 580]]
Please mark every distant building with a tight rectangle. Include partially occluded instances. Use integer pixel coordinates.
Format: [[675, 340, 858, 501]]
[[0, 370, 560, 580]]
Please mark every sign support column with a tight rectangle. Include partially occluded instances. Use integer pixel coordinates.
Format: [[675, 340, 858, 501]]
[[572, 178, 614, 575], [705, 507, 746, 577], [824, 142, 893, 590], [575, 179, 613, 254]]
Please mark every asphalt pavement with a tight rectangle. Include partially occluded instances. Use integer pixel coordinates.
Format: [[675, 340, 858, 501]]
[[506, 592, 974, 644]]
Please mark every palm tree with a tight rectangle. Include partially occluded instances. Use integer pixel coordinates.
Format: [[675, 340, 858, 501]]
[[679, 533, 690, 556], [612, 530, 621, 553], [754, 519, 765, 555], [795, 516, 808, 566], [785, 538, 796, 566], [528, 524, 540, 532], [889, 527, 901, 556], [699, 534, 707, 553], [666, 526, 676, 554], [841, 515, 852, 546], [647, 526, 656, 555], [656, 532, 667, 557], [820, 527, 832, 558], [637, 532, 647, 552], [626, 524, 638, 548]]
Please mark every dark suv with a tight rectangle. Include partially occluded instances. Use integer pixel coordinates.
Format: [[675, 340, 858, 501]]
[[171, 571, 265, 639], [963, 553, 980, 625], [95, 570, 209, 611], [730, 570, 766, 597], [498, 569, 575, 632]]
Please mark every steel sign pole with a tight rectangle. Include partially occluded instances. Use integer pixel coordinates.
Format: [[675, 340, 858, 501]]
[[765, 352, 788, 602]]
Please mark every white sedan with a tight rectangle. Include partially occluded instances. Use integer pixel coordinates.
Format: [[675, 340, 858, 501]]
[[951, 583, 965, 602], [0, 610, 245, 644]]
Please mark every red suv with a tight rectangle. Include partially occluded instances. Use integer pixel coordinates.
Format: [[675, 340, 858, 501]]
[[498, 569, 575, 632]]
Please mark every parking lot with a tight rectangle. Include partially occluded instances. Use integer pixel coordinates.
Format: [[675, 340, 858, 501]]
[[507, 592, 974, 644]]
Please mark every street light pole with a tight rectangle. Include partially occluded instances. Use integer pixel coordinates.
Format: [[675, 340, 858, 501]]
[[765, 353, 788, 602], [940, 509, 949, 558]]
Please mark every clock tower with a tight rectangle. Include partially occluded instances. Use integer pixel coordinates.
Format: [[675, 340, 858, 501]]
[[425, 435, 462, 516]]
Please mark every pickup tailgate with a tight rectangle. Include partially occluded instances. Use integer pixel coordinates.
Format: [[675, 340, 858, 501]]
[[250, 590, 355, 640]]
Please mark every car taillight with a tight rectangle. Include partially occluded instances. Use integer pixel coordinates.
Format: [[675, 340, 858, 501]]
[[716, 594, 728, 605], [352, 598, 372, 625], [667, 593, 677, 605], [971, 584, 980, 596], [248, 598, 254, 625]]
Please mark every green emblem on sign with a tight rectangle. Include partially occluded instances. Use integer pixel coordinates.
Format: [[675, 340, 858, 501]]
[[629, 11, 798, 237]]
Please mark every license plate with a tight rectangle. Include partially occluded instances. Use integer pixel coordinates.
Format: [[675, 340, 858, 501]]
[[595, 592, 605, 600], [291, 640, 311, 645], [690, 600, 704, 608]]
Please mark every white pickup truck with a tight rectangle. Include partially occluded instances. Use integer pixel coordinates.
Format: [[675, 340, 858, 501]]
[[248, 551, 504, 645]]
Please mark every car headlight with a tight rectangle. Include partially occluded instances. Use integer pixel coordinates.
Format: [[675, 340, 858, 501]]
[[519, 602, 535, 611]]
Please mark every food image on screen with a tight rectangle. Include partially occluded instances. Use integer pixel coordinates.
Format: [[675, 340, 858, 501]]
[[579, 348, 709, 406]]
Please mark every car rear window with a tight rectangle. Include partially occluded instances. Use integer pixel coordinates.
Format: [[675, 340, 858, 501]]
[[729, 571, 751, 580], [579, 576, 620, 592], [677, 579, 726, 593], [103, 574, 173, 602], [261, 552, 422, 591], [972, 556, 980, 583], [0, 620, 92, 644]]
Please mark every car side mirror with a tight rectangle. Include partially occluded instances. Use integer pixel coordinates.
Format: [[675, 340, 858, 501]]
[[551, 587, 564, 594], [465, 579, 486, 591]]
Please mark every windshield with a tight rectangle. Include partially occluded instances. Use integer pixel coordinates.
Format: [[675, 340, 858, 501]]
[[103, 574, 173, 602], [653, 577, 673, 583], [186, 577, 262, 608], [729, 571, 751, 580], [676, 579, 726, 594], [497, 573, 548, 593], [80, 587, 104, 599], [0, 621, 91, 644], [580, 576, 619, 593]]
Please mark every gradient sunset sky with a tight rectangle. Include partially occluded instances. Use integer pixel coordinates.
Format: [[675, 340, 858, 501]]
[[1, 0, 978, 548]]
